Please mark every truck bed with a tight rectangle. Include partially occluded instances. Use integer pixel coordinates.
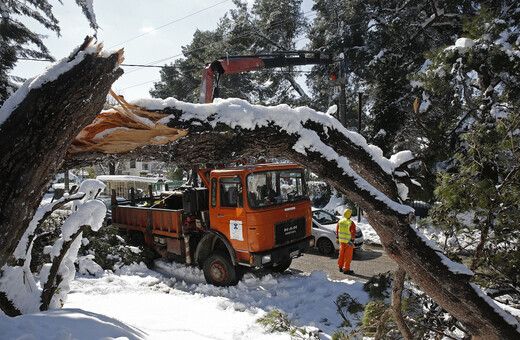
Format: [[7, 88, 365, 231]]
[[113, 205, 184, 238]]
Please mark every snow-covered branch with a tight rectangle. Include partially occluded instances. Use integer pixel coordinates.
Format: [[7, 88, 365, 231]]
[[0, 180, 106, 315]]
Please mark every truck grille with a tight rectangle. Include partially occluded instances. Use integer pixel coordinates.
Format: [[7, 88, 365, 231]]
[[274, 217, 306, 246]]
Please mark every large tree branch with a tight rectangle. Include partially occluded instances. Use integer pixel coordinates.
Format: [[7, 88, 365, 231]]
[[66, 98, 520, 339]]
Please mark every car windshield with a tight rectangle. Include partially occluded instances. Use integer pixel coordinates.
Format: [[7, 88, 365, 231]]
[[246, 169, 307, 208], [312, 210, 339, 224]]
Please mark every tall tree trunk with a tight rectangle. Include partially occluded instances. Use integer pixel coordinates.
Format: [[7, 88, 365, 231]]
[[0, 39, 122, 276]]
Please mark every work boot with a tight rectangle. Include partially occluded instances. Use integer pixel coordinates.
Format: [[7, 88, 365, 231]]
[[339, 267, 343, 273], [344, 270, 354, 275]]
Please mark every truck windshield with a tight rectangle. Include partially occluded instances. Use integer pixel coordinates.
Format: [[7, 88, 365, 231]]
[[246, 169, 307, 208]]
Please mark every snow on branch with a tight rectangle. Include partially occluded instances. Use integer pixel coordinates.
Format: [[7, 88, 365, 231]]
[[129, 97, 415, 215], [0, 180, 106, 314], [0, 37, 121, 128]]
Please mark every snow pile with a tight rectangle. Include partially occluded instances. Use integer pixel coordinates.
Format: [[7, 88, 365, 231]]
[[1, 261, 369, 339], [445, 38, 475, 54]]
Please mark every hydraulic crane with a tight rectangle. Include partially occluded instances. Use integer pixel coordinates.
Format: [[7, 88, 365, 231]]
[[199, 51, 333, 103]]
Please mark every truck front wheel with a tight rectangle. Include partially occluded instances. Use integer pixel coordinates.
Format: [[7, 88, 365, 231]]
[[271, 259, 292, 273], [203, 251, 239, 286]]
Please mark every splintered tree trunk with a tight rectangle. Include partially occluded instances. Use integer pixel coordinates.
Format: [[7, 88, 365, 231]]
[[66, 104, 520, 339], [0, 40, 123, 271]]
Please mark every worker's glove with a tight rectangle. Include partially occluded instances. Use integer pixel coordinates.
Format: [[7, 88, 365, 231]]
[[347, 240, 354, 247]]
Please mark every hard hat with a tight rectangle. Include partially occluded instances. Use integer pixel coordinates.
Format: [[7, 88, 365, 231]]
[[343, 208, 352, 219]]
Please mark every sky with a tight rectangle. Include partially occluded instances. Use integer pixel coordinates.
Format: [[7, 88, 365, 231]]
[[13, 0, 315, 101]]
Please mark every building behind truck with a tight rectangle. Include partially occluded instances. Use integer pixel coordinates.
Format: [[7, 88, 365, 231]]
[[111, 162, 315, 286]]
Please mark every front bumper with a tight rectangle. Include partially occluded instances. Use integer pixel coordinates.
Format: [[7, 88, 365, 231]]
[[250, 236, 315, 267]]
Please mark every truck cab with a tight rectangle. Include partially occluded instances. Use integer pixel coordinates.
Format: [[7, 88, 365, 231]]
[[205, 163, 314, 268]]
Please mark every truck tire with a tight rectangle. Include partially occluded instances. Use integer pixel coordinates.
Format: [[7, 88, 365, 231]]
[[271, 259, 292, 273], [203, 251, 239, 286]]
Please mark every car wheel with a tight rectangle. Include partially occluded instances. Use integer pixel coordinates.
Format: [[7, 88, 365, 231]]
[[317, 237, 334, 255], [203, 251, 238, 286], [271, 259, 292, 273]]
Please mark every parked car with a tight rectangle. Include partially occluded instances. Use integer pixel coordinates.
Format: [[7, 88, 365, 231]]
[[311, 208, 364, 255]]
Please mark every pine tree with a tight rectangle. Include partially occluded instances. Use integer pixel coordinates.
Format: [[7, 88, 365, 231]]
[[150, 0, 310, 106], [307, 0, 476, 155], [0, 0, 98, 105], [424, 3, 520, 292]]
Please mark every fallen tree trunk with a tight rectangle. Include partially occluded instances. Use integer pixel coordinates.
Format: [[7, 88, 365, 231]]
[[0, 45, 518, 336], [0, 38, 123, 273], [67, 98, 520, 339]]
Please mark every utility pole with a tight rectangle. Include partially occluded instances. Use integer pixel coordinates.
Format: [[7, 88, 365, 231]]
[[330, 53, 347, 126], [357, 91, 363, 222], [339, 83, 346, 126], [358, 92, 363, 133]]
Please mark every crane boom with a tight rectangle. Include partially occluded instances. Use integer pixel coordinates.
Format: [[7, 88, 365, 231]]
[[199, 52, 333, 103]]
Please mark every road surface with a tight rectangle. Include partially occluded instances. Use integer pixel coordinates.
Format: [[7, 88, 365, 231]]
[[290, 245, 397, 282]]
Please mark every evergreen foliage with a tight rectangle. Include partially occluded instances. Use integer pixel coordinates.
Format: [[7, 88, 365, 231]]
[[80, 225, 158, 270], [256, 309, 320, 339], [422, 2, 520, 293], [150, 0, 310, 106], [0, 0, 98, 106], [307, 0, 468, 155]]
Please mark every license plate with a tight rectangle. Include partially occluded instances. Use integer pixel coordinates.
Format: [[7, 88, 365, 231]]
[[290, 250, 299, 258]]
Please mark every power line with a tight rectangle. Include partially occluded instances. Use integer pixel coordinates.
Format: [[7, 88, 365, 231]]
[[122, 11, 317, 75], [106, 0, 230, 49], [120, 61, 318, 91], [120, 64, 164, 68], [19, 9, 320, 93]]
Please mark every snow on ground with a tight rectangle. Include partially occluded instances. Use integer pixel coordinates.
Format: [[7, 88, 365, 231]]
[[1, 261, 369, 340]]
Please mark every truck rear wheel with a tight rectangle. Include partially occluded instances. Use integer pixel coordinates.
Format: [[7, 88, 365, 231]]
[[203, 251, 238, 286]]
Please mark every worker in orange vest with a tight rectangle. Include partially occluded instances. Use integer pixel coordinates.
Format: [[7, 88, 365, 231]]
[[336, 208, 356, 274]]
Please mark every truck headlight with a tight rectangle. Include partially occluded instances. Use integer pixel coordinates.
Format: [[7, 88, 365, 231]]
[[261, 255, 271, 264]]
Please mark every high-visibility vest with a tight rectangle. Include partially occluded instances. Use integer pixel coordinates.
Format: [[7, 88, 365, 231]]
[[338, 218, 352, 243]]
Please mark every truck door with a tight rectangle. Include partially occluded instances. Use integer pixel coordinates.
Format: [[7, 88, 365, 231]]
[[213, 176, 248, 252]]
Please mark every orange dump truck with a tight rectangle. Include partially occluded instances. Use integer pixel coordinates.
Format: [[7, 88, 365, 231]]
[[112, 163, 315, 286]]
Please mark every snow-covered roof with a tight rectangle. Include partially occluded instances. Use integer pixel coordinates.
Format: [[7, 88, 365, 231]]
[[96, 175, 164, 183]]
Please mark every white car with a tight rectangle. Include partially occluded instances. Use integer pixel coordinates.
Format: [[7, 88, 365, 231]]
[[311, 208, 364, 255]]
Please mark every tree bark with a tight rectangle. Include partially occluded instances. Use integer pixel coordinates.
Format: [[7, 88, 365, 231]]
[[40, 225, 88, 311], [66, 103, 520, 339], [392, 267, 414, 340], [0, 40, 122, 273]]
